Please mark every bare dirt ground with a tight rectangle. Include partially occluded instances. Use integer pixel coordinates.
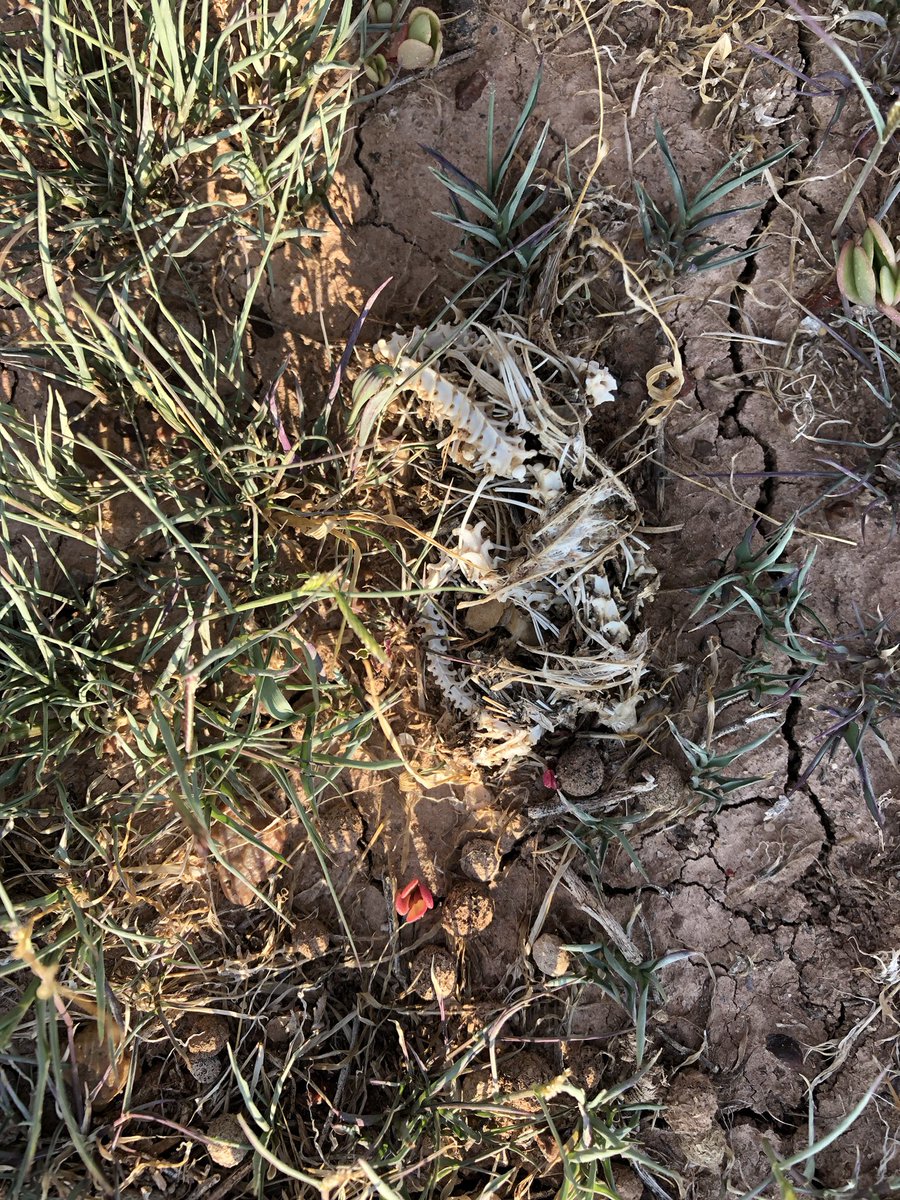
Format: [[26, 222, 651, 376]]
[[2, 0, 899, 1196], [262, 0, 900, 1188]]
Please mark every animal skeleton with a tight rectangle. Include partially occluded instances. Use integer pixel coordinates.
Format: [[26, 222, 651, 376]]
[[360, 316, 656, 765]]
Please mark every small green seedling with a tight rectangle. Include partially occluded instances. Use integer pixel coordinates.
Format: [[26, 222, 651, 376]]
[[424, 70, 558, 293], [836, 216, 900, 327], [635, 122, 797, 275], [397, 7, 443, 70], [364, 53, 391, 86], [689, 518, 822, 664]]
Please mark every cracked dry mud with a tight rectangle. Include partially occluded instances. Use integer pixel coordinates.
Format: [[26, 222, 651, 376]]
[[304, 0, 899, 1186], [4, 0, 898, 1193]]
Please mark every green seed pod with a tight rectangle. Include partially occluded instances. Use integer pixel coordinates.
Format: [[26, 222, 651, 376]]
[[866, 217, 896, 271], [407, 11, 433, 43], [852, 245, 877, 308], [397, 38, 434, 68], [881, 264, 898, 307], [836, 240, 860, 304]]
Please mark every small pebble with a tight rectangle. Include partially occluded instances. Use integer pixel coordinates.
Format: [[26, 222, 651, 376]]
[[532, 933, 571, 977]]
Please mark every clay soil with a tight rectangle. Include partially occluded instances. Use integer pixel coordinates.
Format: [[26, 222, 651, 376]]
[[2, 0, 900, 1197], [244, 1, 900, 1186]]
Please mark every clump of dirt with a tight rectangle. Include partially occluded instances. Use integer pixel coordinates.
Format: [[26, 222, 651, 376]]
[[442, 882, 495, 938], [188, 1053, 225, 1085], [173, 1011, 232, 1088], [664, 1069, 719, 1136], [501, 1052, 556, 1114], [556, 741, 605, 797], [292, 918, 330, 961], [460, 838, 502, 882], [177, 1012, 230, 1056], [318, 801, 364, 856], [216, 815, 294, 906], [410, 946, 457, 998], [663, 1070, 727, 1170], [205, 1113, 249, 1168], [462, 1051, 554, 1115]]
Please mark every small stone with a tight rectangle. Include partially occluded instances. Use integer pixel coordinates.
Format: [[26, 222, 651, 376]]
[[556, 741, 605, 798], [441, 883, 494, 938], [188, 1053, 224, 1084], [206, 1113, 249, 1167], [532, 933, 571, 977], [265, 1012, 300, 1045], [292, 917, 330, 961], [410, 946, 457, 999], [460, 838, 501, 882], [463, 598, 507, 633]]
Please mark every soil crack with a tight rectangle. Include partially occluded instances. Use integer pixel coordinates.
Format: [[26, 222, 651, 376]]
[[353, 117, 378, 208], [783, 694, 835, 852], [352, 115, 418, 248]]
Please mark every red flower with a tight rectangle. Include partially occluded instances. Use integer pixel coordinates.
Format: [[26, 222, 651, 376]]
[[542, 766, 559, 790], [396, 878, 434, 924]]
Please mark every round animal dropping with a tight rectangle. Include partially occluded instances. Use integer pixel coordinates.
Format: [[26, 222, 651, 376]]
[[410, 946, 457, 999], [532, 933, 571, 977], [177, 1012, 230, 1056], [441, 882, 495, 938], [664, 1069, 719, 1137], [556, 740, 605, 798], [188, 1052, 224, 1084], [460, 837, 501, 882], [206, 1113, 249, 1167]]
